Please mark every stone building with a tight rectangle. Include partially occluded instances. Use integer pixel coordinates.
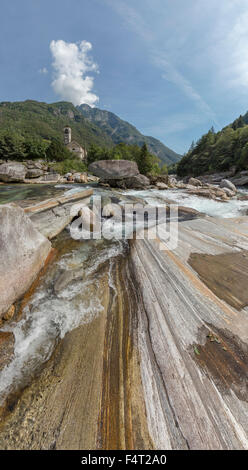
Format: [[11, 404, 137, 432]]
[[64, 126, 86, 161]]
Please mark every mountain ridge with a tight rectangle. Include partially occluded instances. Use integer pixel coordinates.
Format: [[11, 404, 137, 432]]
[[0, 99, 181, 166], [78, 103, 181, 166]]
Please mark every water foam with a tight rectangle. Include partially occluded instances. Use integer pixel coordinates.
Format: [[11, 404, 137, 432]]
[[0, 238, 126, 403]]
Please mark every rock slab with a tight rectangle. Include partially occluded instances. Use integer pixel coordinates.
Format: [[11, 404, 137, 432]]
[[0, 204, 51, 318]]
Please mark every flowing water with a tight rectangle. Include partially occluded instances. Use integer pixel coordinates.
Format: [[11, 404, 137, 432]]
[[1, 182, 248, 404], [0, 229, 127, 403]]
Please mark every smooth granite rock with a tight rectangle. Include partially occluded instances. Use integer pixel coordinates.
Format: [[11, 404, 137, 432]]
[[0, 204, 51, 318], [89, 160, 139, 180], [0, 162, 26, 182]]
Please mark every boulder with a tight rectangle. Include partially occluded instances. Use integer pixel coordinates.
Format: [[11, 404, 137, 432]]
[[41, 173, 61, 182], [103, 174, 150, 189], [156, 182, 168, 190], [215, 189, 227, 198], [74, 173, 88, 183], [0, 162, 26, 182], [169, 176, 177, 187], [148, 174, 169, 185], [26, 161, 44, 170], [26, 168, 44, 179], [231, 176, 248, 186], [187, 189, 216, 199], [87, 175, 99, 183], [188, 177, 202, 187], [222, 188, 235, 198], [0, 204, 51, 319], [89, 160, 139, 180], [219, 179, 237, 193]]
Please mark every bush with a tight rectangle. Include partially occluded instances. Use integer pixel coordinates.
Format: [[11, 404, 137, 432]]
[[52, 158, 87, 175]]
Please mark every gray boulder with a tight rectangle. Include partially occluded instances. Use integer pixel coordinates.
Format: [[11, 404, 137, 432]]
[[231, 176, 248, 186], [156, 182, 168, 190], [0, 162, 26, 182], [0, 204, 51, 319], [89, 160, 139, 180], [219, 179, 237, 193], [41, 173, 61, 182], [188, 177, 202, 187], [26, 168, 44, 179], [103, 174, 150, 189]]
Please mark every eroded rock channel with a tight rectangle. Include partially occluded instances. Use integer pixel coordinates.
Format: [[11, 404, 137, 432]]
[[0, 184, 248, 450]]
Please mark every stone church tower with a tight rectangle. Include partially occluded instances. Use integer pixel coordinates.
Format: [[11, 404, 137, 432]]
[[63, 126, 86, 161], [64, 126, 72, 145]]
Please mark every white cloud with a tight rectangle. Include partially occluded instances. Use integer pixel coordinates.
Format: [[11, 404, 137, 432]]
[[50, 40, 99, 107]]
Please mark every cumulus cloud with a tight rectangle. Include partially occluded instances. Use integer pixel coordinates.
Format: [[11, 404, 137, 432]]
[[50, 40, 99, 107]]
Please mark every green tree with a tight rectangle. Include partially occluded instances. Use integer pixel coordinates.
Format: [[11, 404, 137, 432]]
[[137, 143, 153, 175], [46, 138, 73, 162]]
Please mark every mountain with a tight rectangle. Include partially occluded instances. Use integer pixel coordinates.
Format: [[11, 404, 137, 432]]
[[78, 104, 181, 166], [177, 115, 248, 177], [0, 100, 113, 148]]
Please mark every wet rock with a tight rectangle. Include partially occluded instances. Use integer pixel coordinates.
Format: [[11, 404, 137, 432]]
[[0, 204, 51, 318], [0, 331, 15, 371], [220, 179, 237, 193], [89, 160, 139, 179], [238, 195, 248, 201], [187, 188, 216, 199], [156, 182, 168, 190], [0, 162, 26, 182]]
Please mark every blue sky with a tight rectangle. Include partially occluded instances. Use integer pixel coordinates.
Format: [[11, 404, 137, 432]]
[[1, 0, 248, 154]]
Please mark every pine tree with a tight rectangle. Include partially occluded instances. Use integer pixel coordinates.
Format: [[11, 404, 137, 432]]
[[137, 143, 153, 175]]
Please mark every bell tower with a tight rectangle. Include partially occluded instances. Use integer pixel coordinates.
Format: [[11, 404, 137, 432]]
[[64, 126, 72, 145]]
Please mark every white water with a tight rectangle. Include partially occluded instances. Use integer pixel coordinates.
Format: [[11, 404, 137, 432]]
[[123, 188, 248, 218], [55, 183, 248, 218], [0, 238, 126, 403]]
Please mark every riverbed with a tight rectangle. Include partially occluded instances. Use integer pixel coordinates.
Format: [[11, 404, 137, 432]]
[[0, 183, 248, 449]]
